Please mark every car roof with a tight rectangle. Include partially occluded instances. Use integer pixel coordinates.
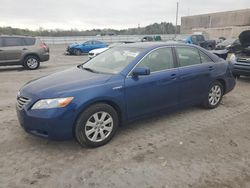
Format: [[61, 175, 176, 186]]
[[120, 41, 222, 62], [0, 35, 36, 38], [119, 41, 193, 49]]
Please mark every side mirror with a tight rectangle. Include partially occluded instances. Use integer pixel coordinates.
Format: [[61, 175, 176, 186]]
[[132, 67, 150, 77]]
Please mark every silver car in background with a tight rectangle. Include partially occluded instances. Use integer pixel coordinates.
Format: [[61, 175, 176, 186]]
[[0, 35, 49, 70]]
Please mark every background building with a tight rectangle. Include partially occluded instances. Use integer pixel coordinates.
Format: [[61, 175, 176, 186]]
[[181, 9, 250, 38]]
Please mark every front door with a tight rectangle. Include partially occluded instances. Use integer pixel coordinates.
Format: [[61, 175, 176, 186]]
[[2, 37, 24, 62], [125, 47, 180, 119]]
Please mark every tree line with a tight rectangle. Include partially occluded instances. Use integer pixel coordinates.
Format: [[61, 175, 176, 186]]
[[0, 22, 180, 37]]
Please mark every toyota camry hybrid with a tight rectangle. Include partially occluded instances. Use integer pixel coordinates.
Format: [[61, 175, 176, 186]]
[[16, 42, 236, 147]]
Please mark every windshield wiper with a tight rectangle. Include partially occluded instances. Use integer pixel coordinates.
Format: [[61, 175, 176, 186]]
[[82, 67, 97, 73]]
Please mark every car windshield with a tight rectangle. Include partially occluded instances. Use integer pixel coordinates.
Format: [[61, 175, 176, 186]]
[[81, 47, 143, 74]]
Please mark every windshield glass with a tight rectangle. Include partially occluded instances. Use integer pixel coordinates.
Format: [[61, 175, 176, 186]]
[[82, 47, 143, 74]]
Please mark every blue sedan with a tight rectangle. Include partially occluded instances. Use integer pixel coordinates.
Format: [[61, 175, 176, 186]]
[[16, 42, 235, 147], [67, 40, 108, 55]]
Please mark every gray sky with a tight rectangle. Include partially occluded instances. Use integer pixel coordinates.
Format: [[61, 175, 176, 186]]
[[0, 0, 249, 30]]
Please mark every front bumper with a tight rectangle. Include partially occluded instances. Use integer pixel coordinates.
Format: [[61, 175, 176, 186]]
[[16, 104, 76, 140], [66, 47, 74, 54]]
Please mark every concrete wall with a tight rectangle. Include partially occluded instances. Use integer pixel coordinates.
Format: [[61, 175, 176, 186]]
[[181, 9, 250, 38]]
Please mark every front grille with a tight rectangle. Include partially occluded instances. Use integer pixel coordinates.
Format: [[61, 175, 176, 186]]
[[17, 96, 30, 110], [237, 58, 250, 63]]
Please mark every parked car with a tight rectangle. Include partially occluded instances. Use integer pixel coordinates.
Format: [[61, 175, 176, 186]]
[[141, 36, 162, 42], [16, 42, 235, 147], [0, 35, 49, 70], [185, 34, 216, 50], [88, 41, 135, 59], [67, 40, 108, 55], [215, 38, 239, 50], [229, 30, 250, 77]]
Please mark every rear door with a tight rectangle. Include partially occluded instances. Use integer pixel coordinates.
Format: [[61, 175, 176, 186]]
[[125, 47, 180, 119], [2, 37, 25, 62], [175, 46, 215, 105]]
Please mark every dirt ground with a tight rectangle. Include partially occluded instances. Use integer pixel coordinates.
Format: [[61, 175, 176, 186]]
[[0, 45, 250, 188]]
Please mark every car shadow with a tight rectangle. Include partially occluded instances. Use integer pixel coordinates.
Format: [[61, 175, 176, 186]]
[[22, 105, 201, 151], [0, 66, 48, 72]]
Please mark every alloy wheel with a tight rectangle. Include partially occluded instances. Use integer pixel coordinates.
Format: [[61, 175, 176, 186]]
[[26, 58, 38, 69], [208, 85, 222, 106], [84, 111, 113, 142]]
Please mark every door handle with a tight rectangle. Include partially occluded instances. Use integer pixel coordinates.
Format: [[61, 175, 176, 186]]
[[0, 49, 3, 52], [209, 66, 214, 71], [22, 48, 28, 50], [170, 73, 177, 80]]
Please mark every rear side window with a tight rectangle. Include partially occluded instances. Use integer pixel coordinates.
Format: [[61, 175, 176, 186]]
[[176, 47, 201, 67], [23, 38, 36, 46], [136, 47, 174, 72], [3, 37, 24, 47]]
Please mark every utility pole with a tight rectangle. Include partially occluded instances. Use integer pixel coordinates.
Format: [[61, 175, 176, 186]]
[[175, 2, 179, 38]]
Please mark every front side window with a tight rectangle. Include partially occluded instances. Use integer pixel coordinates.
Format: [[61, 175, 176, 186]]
[[199, 51, 213, 63], [136, 47, 174, 72], [84, 41, 92, 45], [176, 47, 201, 67], [3, 37, 24, 47], [82, 47, 142, 74]]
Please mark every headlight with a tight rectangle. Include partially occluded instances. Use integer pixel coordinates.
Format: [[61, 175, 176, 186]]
[[31, 97, 74, 109], [229, 53, 236, 61]]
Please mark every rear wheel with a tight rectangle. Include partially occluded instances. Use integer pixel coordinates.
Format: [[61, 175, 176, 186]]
[[23, 55, 40, 70], [74, 103, 119, 147], [203, 81, 223, 109]]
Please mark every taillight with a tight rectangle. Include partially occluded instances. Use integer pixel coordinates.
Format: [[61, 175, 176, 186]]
[[40, 43, 47, 49]]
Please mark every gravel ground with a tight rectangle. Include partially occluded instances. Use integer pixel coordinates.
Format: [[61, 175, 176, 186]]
[[0, 45, 250, 188]]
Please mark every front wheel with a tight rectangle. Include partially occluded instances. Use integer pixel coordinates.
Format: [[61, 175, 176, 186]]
[[74, 103, 119, 147], [74, 49, 81, 56], [203, 81, 223, 109]]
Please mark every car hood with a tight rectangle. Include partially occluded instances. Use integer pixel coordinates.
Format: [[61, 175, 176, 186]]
[[239, 30, 250, 47], [21, 67, 113, 98], [89, 47, 109, 54]]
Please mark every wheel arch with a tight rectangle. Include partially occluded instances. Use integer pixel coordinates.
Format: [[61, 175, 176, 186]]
[[22, 53, 41, 64], [72, 99, 124, 137], [215, 78, 226, 94]]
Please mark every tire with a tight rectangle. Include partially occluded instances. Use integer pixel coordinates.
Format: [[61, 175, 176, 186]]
[[203, 81, 223, 109], [74, 103, 119, 147], [23, 55, 40, 70], [74, 49, 81, 56], [233, 74, 240, 79]]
